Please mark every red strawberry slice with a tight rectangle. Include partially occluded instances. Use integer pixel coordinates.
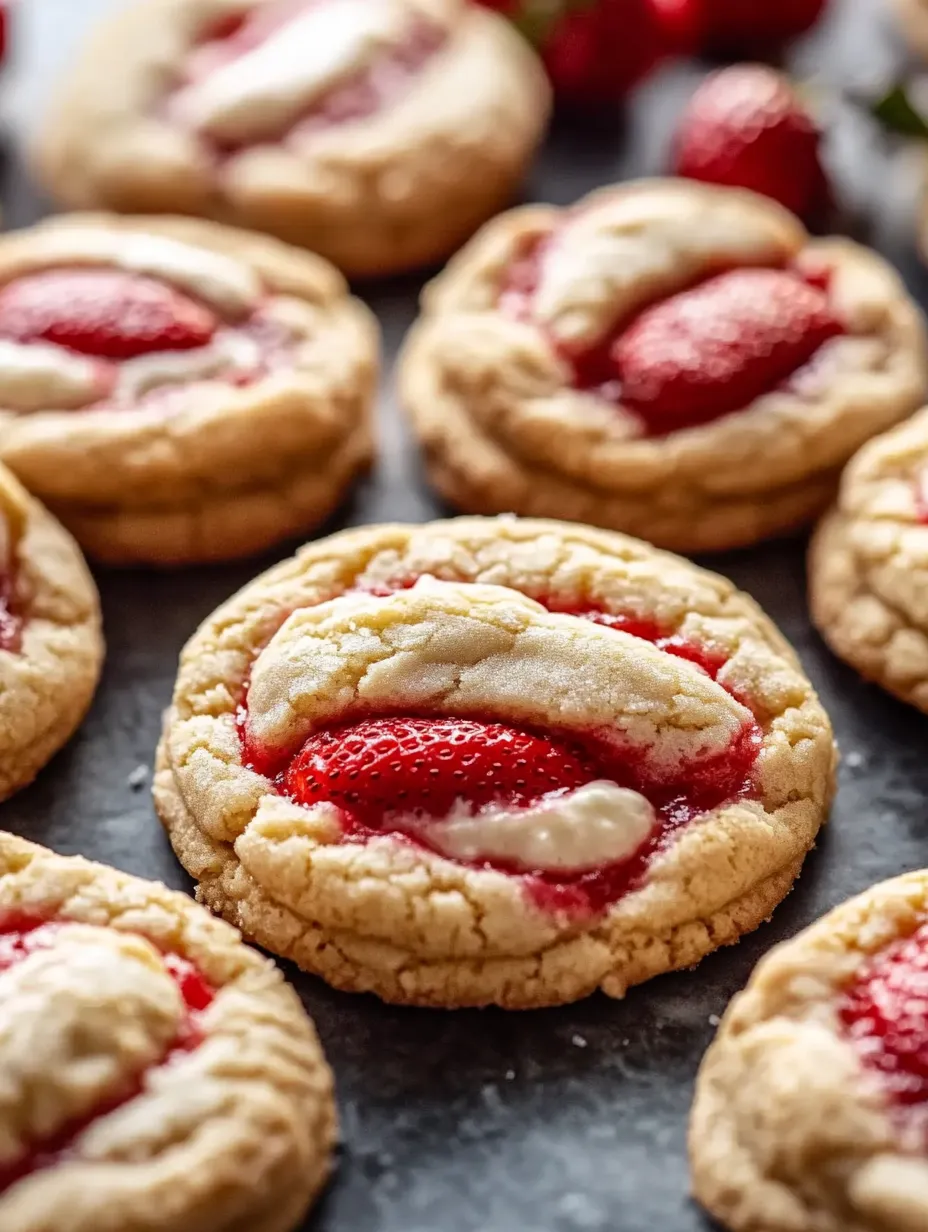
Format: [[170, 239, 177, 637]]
[[284, 716, 601, 830], [0, 269, 218, 361], [612, 267, 842, 432]]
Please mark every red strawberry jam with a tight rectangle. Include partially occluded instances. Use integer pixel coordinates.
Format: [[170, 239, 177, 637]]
[[502, 239, 843, 435], [181, 0, 447, 150], [0, 915, 214, 1193], [839, 921, 928, 1125], [240, 577, 762, 917]]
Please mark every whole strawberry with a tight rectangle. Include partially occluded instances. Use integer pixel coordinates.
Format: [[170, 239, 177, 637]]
[[673, 65, 829, 222], [476, 0, 700, 105], [700, 0, 828, 54]]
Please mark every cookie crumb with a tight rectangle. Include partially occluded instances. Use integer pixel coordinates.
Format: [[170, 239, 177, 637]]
[[708, 1013, 721, 1027], [127, 764, 149, 790]]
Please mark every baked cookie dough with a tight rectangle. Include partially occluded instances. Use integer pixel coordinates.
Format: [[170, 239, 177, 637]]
[[154, 515, 837, 1009], [398, 179, 928, 553], [0, 833, 336, 1232], [34, 0, 551, 278], [0, 463, 102, 801], [808, 405, 928, 710], [690, 869, 928, 1232], [0, 212, 378, 565]]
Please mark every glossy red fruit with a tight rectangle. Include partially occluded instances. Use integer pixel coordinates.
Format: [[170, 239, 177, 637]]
[[476, 0, 701, 104], [700, 0, 828, 53], [285, 716, 601, 826], [613, 267, 842, 431], [839, 921, 928, 1108], [0, 269, 218, 360], [673, 65, 829, 222]]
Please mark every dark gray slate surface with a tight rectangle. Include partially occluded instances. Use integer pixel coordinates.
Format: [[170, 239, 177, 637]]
[[6, 3, 928, 1229]]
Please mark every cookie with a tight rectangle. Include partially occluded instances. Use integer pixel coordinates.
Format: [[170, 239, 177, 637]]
[[690, 869, 928, 1232], [808, 405, 928, 710], [0, 831, 336, 1232], [34, 0, 551, 278], [0, 213, 378, 565], [895, 0, 928, 59], [398, 179, 928, 553], [154, 515, 836, 1009], [0, 463, 102, 801]]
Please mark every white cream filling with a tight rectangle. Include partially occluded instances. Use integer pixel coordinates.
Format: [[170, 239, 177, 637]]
[[414, 781, 656, 873], [115, 328, 263, 401], [177, 0, 409, 144], [0, 339, 104, 412], [5, 231, 260, 319]]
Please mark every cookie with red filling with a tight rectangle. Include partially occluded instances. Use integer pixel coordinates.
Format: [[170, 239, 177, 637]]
[[0, 831, 335, 1232], [0, 213, 378, 565], [399, 179, 927, 553], [809, 405, 928, 712], [689, 870, 928, 1232], [33, 0, 550, 277], [0, 464, 101, 801], [154, 516, 836, 1009]]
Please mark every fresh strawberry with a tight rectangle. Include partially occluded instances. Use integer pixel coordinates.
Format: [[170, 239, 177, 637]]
[[284, 716, 601, 827], [613, 268, 842, 431], [673, 65, 829, 222], [475, 0, 701, 104], [0, 270, 218, 360], [700, 0, 828, 54]]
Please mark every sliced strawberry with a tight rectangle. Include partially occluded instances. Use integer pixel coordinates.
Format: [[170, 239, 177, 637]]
[[612, 268, 842, 432], [0, 270, 218, 361], [284, 716, 601, 828]]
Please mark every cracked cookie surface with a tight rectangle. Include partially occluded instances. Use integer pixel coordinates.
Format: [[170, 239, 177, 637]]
[[34, 0, 551, 277], [0, 213, 378, 565], [399, 179, 928, 553], [809, 404, 928, 711], [690, 869, 928, 1232], [0, 830, 336, 1232], [0, 463, 102, 801], [155, 515, 836, 1009]]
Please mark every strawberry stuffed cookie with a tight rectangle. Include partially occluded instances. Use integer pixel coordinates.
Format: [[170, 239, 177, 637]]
[[809, 406, 928, 714], [154, 516, 836, 1009], [399, 180, 928, 553], [0, 214, 377, 565], [691, 869, 928, 1232], [34, 0, 550, 278], [0, 833, 336, 1232], [0, 466, 101, 802]]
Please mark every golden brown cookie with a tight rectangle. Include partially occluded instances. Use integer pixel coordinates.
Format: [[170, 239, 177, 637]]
[[34, 0, 551, 278], [808, 405, 928, 710], [398, 179, 928, 553], [0, 212, 378, 565], [895, 0, 928, 59], [0, 464, 102, 801], [690, 869, 928, 1232], [154, 515, 836, 1009], [0, 830, 336, 1232]]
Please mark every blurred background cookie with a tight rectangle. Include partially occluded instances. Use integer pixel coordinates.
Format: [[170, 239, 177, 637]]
[[33, 0, 551, 277]]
